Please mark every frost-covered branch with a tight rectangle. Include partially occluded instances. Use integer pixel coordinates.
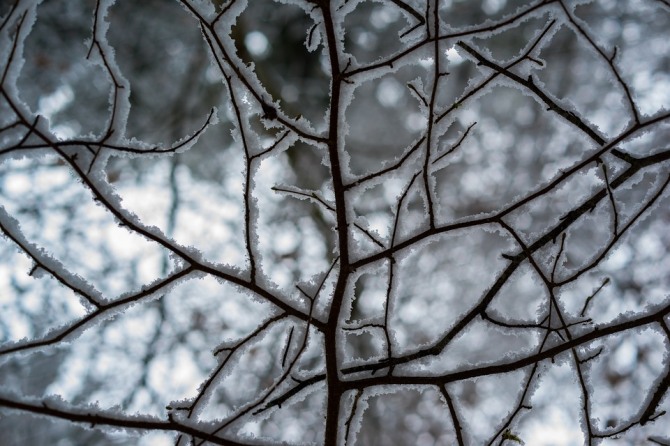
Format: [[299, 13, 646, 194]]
[[0, 394, 251, 446], [1, 0, 669, 444]]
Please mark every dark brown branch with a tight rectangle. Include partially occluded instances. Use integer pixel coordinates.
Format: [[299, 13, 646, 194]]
[[432, 122, 476, 165], [2, 87, 318, 326], [556, 169, 670, 286], [343, 390, 363, 446], [0, 11, 26, 85], [345, 136, 425, 189], [0, 266, 195, 356], [180, 1, 328, 144], [272, 186, 385, 248], [439, 385, 465, 446], [320, 1, 351, 442], [580, 278, 610, 317], [558, 0, 640, 124], [0, 0, 20, 33], [437, 18, 556, 123], [221, 72, 257, 283], [0, 208, 102, 308], [0, 396, 249, 446], [345, 0, 557, 79], [343, 301, 670, 389], [457, 41, 606, 146], [387, 0, 424, 25], [599, 160, 619, 234], [346, 145, 670, 375]]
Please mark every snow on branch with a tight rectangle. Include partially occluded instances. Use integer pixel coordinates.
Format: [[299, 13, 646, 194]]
[[1, 0, 669, 444]]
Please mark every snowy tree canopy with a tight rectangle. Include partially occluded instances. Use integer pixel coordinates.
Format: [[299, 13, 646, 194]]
[[1, 0, 669, 444]]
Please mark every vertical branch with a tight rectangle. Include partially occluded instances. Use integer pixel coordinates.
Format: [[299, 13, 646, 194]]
[[199, 258, 342, 442], [599, 160, 619, 235], [343, 390, 363, 446], [638, 319, 670, 426], [547, 230, 597, 441], [439, 385, 465, 446], [485, 330, 561, 446], [500, 220, 577, 347], [572, 349, 595, 444], [382, 257, 395, 371], [423, 0, 442, 229], [383, 172, 420, 373], [222, 72, 257, 283], [319, 0, 352, 442], [0, 10, 27, 86], [87, 0, 129, 142], [550, 233, 566, 284]]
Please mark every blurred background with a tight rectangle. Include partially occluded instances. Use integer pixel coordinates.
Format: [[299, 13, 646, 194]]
[[1, 0, 669, 444]]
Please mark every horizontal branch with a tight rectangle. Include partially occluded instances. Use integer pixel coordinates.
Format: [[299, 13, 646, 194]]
[[0, 395, 249, 446], [344, 0, 556, 78], [343, 301, 670, 389]]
